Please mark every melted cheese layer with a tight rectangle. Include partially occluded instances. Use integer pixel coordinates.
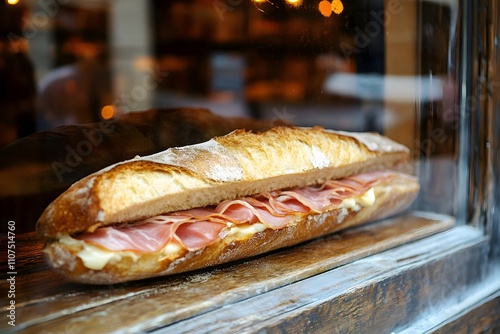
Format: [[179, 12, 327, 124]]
[[63, 188, 377, 270]]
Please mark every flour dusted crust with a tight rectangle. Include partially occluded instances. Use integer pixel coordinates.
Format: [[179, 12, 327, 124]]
[[41, 174, 419, 284], [36, 126, 410, 238]]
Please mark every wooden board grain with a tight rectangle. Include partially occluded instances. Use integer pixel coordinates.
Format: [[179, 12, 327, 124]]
[[0, 212, 454, 333], [159, 225, 485, 334]]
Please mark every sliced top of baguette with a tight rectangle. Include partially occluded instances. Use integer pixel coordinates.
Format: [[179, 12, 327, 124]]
[[36, 126, 410, 238]]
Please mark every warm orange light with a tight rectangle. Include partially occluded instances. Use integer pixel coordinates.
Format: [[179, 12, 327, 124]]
[[252, 0, 266, 3], [286, 0, 302, 7], [319, 0, 343, 17], [319, 0, 332, 17], [6, 0, 19, 5], [331, 0, 344, 14], [100, 105, 116, 120]]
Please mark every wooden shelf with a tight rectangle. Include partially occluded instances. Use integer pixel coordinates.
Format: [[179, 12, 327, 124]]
[[0, 211, 465, 333]]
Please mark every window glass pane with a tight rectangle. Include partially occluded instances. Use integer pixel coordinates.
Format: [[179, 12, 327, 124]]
[[0, 0, 460, 232]]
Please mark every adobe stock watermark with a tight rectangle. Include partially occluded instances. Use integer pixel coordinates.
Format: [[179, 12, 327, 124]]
[[6, 221, 16, 328], [340, 0, 404, 61], [113, 65, 169, 114], [51, 66, 169, 182], [398, 92, 487, 175], [271, 106, 297, 126], [7, 0, 71, 51], [213, 0, 243, 21]]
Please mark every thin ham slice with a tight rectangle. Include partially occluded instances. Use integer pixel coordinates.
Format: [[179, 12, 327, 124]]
[[77, 170, 399, 253], [79, 222, 178, 253], [216, 199, 295, 228], [266, 193, 310, 214], [174, 221, 226, 250], [215, 200, 259, 224]]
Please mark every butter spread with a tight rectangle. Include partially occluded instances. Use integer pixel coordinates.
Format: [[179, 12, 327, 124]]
[[59, 236, 142, 270]]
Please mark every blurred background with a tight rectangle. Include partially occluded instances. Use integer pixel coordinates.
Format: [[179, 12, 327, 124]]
[[0, 0, 459, 232], [0, 0, 452, 148]]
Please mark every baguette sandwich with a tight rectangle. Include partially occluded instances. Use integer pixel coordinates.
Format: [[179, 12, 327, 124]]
[[37, 126, 419, 284]]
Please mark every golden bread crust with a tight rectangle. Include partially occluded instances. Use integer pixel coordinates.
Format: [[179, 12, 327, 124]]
[[37, 127, 409, 238]]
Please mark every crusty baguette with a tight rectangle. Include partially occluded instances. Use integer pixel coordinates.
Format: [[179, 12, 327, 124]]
[[41, 173, 419, 284], [36, 127, 410, 238]]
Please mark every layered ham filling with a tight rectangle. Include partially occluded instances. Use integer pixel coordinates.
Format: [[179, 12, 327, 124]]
[[62, 170, 401, 270]]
